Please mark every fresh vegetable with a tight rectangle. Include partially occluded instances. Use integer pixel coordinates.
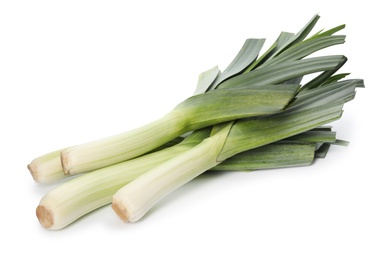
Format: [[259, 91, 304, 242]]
[[36, 129, 339, 230], [29, 14, 364, 229]]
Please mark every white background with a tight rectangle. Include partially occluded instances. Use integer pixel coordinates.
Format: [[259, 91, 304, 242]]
[[1, 1, 385, 259]]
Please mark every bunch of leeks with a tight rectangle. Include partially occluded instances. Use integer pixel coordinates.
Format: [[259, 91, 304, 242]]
[[28, 14, 364, 230]]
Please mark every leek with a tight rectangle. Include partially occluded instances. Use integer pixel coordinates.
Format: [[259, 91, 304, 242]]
[[33, 15, 348, 177], [36, 127, 340, 229], [110, 16, 363, 222], [29, 14, 364, 229], [111, 101, 347, 222]]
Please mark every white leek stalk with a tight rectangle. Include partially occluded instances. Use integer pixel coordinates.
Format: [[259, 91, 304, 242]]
[[35, 129, 210, 230], [60, 85, 298, 175], [27, 150, 64, 183], [36, 128, 334, 229], [111, 101, 345, 222], [112, 124, 232, 222]]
